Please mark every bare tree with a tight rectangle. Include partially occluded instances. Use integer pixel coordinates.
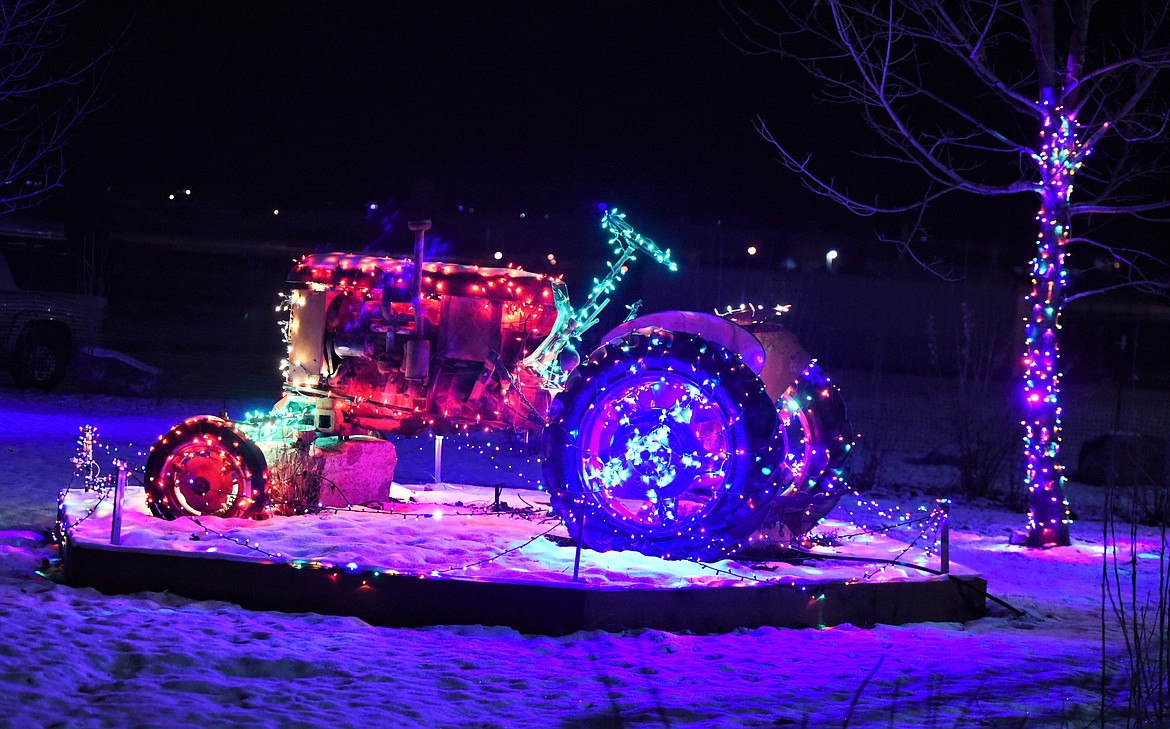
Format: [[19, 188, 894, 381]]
[[1, 0, 110, 216], [727, 0, 1170, 547]]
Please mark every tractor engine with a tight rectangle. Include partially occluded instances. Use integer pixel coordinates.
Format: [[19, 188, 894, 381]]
[[282, 253, 564, 437]]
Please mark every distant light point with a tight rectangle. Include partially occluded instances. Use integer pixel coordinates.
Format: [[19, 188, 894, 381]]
[[747, 246, 758, 256], [493, 251, 503, 260]]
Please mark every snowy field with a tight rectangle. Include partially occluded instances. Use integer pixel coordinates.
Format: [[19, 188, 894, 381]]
[[1, 386, 1165, 728]]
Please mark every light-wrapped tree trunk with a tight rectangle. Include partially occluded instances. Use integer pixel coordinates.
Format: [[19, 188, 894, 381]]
[[1022, 93, 1076, 547], [729, 0, 1170, 547]]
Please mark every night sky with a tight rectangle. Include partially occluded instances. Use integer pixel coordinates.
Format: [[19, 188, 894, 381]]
[[66, 2, 857, 235], [25, 3, 1169, 388]]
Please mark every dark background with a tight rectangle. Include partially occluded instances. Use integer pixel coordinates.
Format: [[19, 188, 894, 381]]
[[54, 0, 1040, 268], [2, 1, 1164, 397], [66, 2, 849, 239]]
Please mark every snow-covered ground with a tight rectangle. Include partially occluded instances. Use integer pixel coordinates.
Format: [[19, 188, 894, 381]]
[[1, 386, 1164, 728]]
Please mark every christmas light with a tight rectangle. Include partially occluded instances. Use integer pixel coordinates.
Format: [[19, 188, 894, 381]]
[[545, 328, 788, 562], [137, 209, 854, 563], [143, 416, 269, 520], [1020, 99, 1077, 547], [518, 209, 677, 387], [58, 424, 1006, 596]]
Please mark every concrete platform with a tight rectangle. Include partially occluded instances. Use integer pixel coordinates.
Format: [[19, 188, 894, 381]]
[[58, 485, 986, 635]]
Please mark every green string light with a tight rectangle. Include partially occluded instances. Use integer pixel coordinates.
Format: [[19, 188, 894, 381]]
[[519, 208, 678, 386]]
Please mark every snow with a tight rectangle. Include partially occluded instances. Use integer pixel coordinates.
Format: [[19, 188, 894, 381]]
[[59, 483, 959, 589], [1, 386, 1163, 728]]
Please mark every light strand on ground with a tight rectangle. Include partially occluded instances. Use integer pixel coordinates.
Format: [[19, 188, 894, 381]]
[[182, 511, 562, 578], [432, 522, 563, 575], [857, 504, 949, 581], [55, 485, 112, 542], [186, 516, 284, 559], [57, 426, 148, 542]]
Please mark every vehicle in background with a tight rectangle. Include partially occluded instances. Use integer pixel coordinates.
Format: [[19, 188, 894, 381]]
[[0, 221, 106, 391]]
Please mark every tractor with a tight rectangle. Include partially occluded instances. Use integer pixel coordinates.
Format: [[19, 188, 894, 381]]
[[143, 211, 852, 562]]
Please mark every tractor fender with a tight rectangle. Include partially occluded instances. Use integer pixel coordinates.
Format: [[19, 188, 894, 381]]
[[596, 310, 766, 375], [598, 311, 817, 406]]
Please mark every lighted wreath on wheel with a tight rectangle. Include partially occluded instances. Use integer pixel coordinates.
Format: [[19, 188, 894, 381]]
[[144, 416, 268, 519]]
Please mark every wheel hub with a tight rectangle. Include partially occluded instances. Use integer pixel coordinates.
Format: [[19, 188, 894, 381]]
[[578, 373, 733, 533], [162, 439, 247, 516], [187, 476, 213, 497], [27, 345, 58, 382], [624, 425, 677, 485]]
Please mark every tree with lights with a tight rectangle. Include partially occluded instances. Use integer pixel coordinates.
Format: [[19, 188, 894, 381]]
[[729, 0, 1170, 546], [0, 0, 108, 216]]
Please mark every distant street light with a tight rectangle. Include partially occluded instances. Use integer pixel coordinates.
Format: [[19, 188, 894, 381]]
[[747, 245, 758, 256], [493, 251, 504, 260], [826, 249, 839, 271]]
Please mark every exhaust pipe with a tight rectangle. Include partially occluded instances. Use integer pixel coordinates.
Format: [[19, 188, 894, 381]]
[[405, 219, 432, 383]]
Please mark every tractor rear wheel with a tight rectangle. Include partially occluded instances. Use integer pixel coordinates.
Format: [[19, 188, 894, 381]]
[[544, 330, 780, 562]]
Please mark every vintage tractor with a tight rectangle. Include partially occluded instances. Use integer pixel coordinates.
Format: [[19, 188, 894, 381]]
[[144, 211, 852, 561]]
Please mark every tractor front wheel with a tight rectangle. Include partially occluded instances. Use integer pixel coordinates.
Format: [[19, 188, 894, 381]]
[[144, 416, 268, 519]]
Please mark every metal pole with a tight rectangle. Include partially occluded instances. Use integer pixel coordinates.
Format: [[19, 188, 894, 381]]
[[572, 505, 586, 583], [404, 219, 433, 385], [409, 219, 432, 339], [434, 434, 444, 486], [938, 498, 950, 574], [110, 460, 127, 546]]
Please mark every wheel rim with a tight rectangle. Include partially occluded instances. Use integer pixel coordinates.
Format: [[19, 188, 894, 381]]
[[156, 434, 255, 516], [765, 362, 855, 533], [576, 372, 735, 535], [777, 393, 815, 494], [26, 344, 58, 383]]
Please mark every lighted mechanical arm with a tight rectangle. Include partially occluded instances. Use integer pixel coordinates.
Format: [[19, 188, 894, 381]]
[[519, 209, 678, 387]]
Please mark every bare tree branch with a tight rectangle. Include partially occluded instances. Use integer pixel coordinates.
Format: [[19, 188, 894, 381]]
[[0, 0, 115, 216], [728, 0, 1170, 546], [730, 0, 1170, 296]]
